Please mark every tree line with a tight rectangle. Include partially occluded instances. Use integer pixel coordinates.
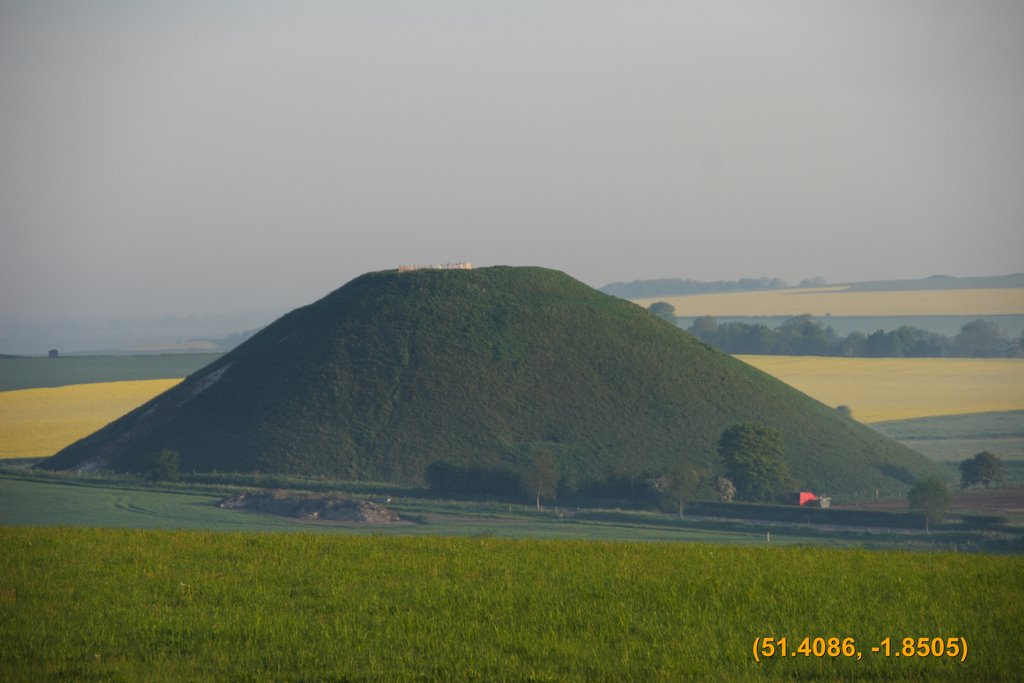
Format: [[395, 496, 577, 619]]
[[424, 429, 1009, 535], [907, 450, 1006, 533], [425, 423, 797, 512], [651, 305, 1023, 358]]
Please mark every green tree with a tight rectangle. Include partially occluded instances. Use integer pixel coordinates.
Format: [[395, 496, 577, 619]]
[[688, 315, 718, 337], [835, 405, 853, 418], [953, 319, 1002, 357], [959, 451, 1004, 489], [147, 449, 181, 482], [865, 329, 903, 357], [840, 331, 867, 357], [908, 476, 952, 534], [646, 301, 677, 323], [657, 464, 706, 519], [717, 424, 791, 502], [775, 315, 830, 355], [622, 447, 642, 498], [522, 450, 558, 511]]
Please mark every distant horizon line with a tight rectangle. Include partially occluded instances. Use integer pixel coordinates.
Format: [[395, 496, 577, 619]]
[[2, 270, 1021, 324]]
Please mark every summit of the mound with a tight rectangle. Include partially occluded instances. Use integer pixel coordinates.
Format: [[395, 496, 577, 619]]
[[42, 266, 943, 495]]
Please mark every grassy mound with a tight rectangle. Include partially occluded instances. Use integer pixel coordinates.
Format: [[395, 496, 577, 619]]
[[42, 266, 942, 495]]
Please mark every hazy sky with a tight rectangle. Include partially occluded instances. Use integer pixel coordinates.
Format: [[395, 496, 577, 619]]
[[2, 1, 1022, 318]]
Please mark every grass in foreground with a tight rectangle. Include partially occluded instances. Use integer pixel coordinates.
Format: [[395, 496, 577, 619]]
[[736, 356, 1024, 423], [1, 527, 1021, 682], [0, 379, 181, 458]]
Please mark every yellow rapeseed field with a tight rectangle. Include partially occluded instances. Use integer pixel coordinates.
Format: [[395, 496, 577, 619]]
[[634, 287, 1024, 317], [0, 379, 181, 458], [738, 356, 1024, 423]]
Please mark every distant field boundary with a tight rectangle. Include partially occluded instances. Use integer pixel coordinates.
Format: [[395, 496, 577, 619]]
[[843, 273, 1024, 291], [675, 314, 1024, 338], [606, 273, 1024, 299], [634, 287, 1024, 317]]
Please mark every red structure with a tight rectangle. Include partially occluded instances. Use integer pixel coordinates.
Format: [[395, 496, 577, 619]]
[[792, 491, 819, 506]]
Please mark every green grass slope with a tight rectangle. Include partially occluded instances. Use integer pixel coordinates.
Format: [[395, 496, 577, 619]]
[[41, 266, 943, 495]]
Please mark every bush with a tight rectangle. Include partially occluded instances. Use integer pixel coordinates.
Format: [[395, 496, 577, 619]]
[[425, 461, 522, 497], [147, 449, 181, 482], [908, 476, 952, 533]]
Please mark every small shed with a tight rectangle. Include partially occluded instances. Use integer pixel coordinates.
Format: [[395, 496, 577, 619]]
[[790, 491, 831, 508], [791, 491, 819, 506]]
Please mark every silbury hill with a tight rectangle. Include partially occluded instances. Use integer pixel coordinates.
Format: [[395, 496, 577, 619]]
[[42, 266, 942, 495]]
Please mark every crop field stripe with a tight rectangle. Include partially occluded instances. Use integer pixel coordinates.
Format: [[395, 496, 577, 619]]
[[0, 379, 181, 458], [737, 356, 1024, 423], [632, 287, 1024, 317], [0, 527, 1021, 681]]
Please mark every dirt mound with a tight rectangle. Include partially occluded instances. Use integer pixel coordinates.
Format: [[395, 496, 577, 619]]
[[218, 490, 400, 523]]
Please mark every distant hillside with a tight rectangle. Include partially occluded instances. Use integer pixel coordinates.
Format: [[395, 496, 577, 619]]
[[604, 273, 1024, 299], [843, 273, 1024, 291], [600, 277, 787, 299], [0, 310, 275, 357], [41, 267, 942, 495]]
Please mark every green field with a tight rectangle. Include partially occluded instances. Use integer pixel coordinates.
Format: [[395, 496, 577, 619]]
[[1, 526, 1021, 682], [0, 353, 219, 391], [2, 474, 778, 543], [2, 470, 1021, 550], [872, 412, 1024, 485], [872, 412, 1024, 461]]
